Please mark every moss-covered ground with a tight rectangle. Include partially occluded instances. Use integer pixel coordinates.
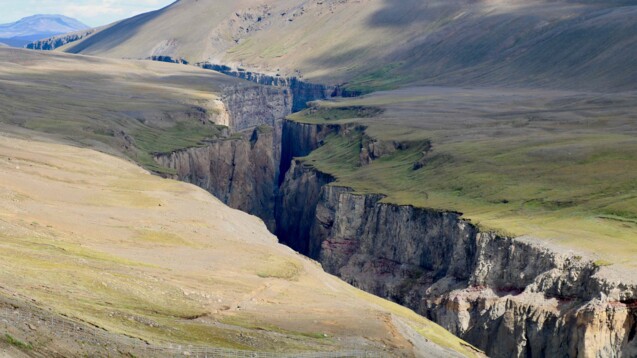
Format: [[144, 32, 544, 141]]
[[290, 87, 637, 267]]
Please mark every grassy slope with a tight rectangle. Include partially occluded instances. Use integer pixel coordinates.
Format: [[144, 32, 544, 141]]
[[290, 87, 637, 269], [57, 0, 637, 92], [0, 134, 482, 356], [0, 48, 244, 174], [0, 48, 481, 355]]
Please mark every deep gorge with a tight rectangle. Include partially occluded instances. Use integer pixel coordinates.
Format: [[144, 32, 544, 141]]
[[154, 76, 637, 358]]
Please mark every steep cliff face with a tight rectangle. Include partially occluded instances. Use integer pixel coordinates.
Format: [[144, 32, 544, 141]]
[[26, 28, 97, 50], [279, 121, 341, 184], [200, 63, 339, 112], [275, 160, 334, 253], [275, 121, 637, 358], [153, 85, 291, 230], [155, 125, 280, 229], [221, 85, 292, 131]]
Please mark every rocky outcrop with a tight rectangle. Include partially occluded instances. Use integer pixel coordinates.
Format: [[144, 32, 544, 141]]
[[154, 85, 291, 231], [199, 62, 340, 111], [155, 125, 281, 230], [221, 85, 292, 131], [274, 121, 637, 358], [26, 28, 97, 50], [275, 160, 334, 254]]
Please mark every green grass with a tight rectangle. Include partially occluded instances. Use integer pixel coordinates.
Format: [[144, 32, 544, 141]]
[[254, 255, 303, 280], [0, 50, 237, 176], [131, 121, 224, 174], [342, 63, 412, 94], [289, 105, 383, 124], [4, 334, 33, 350], [290, 90, 637, 267]]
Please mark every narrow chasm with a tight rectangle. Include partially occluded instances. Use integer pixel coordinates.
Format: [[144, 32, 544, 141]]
[[153, 78, 637, 358]]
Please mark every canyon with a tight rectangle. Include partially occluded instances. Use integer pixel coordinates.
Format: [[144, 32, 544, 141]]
[[7, 0, 637, 356], [148, 77, 637, 358], [0, 48, 485, 357]]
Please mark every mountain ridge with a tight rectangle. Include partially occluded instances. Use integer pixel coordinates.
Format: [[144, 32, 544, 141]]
[[0, 14, 88, 48], [36, 0, 637, 92]]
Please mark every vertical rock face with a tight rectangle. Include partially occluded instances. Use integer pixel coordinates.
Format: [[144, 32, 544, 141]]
[[154, 85, 291, 231], [275, 159, 334, 254], [279, 121, 339, 184], [199, 63, 339, 112], [221, 86, 292, 131], [155, 125, 280, 230], [274, 121, 637, 358], [151, 78, 336, 233]]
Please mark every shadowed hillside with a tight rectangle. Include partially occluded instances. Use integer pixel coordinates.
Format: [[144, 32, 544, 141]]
[[43, 0, 637, 91]]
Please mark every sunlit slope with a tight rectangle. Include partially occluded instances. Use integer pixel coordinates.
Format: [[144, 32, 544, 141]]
[[289, 87, 637, 274], [0, 48, 244, 174], [59, 0, 637, 91], [0, 134, 482, 356]]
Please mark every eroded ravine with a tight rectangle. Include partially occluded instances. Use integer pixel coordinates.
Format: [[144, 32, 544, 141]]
[[152, 77, 637, 358]]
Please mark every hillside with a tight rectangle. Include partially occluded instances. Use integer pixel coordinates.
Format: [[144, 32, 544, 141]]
[[48, 0, 637, 91], [0, 133, 481, 357], [9, 1, 637, 356], [0, 14, 88, 48], [0, 48, 483, 357], [0, 47, 255, 173], [287, 87, 637, 273]]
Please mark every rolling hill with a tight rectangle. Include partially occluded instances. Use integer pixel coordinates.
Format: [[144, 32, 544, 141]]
[[40, 0, 637, 92], [0, 14, 88, 48]]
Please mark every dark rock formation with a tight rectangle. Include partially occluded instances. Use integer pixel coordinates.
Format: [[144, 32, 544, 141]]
[[274, 120, 637, 358], [26, 28, 96, 50], [155, 126, 281, 230], [154, 84, 291, 230], [275, 159, 334, 254], [199, 62, 340, 111]]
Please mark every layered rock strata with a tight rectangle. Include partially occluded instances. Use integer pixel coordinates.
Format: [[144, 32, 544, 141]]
[[274, 120, 637, 358]]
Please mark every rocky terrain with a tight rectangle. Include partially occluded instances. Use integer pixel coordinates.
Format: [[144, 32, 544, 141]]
[[30, 0, 637, 92], [278, 168, 637, 357], [0, 111, 482, 357], [26, 27, 99, 51], [269, 92, 637, 357], [9, 0, 637, 357]]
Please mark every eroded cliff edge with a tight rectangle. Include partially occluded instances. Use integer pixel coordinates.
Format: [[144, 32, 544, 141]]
[[154, 85, 291, 230], [149, 78, 637, 357], [275, 120, 637, 358]]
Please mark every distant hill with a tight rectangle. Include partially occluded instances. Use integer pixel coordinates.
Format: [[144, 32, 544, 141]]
[[47, 0, 637, 92], [0, 14, 88, 48]]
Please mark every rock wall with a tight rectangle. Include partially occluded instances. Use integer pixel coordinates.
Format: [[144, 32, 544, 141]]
[[221, 85, 292, 131], [26, 28, 97, 50], [199, 62, 340, 111], [275, 159, 334, 254], [154, 85, 291, 231], [155, 125, 280, 230], [275, 120, 637, 358]]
